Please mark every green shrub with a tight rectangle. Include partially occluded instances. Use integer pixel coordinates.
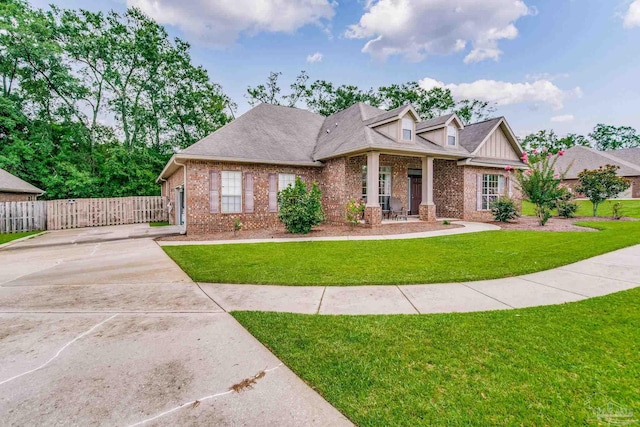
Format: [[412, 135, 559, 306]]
[[443, 220, 451, 225], [490, 197, 520, 222], [277, 177, 325, 234], [345, 198, 365, 229], [555, 188, 578, 218], [612, 201, 623, 220]]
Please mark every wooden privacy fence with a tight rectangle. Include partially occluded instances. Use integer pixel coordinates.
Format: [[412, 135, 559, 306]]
[[0, 201, 47, 233], [46, 196, 168, 230]]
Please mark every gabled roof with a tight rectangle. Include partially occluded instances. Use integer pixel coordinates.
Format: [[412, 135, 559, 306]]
[[364, 104, 419, 126], [555, 146, 640, 179], [458, 117, 503, 153], [605, 148, 640, 167], [158, 102, 526, 180], [416, 113, 456, 132], [182, 103, 325, 164], [0, 168, 43, 194]]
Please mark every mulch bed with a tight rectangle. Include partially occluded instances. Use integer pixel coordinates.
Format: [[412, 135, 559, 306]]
[[158, 221, 462, 241], [488, 215, 638, 232]]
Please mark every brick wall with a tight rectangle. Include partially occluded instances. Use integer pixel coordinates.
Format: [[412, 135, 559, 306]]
[[178, 160, 322, 234], [433, 159, 464, 218], [161, 167, 185, 225], [0, 192, 37, 202], [462, 166, 522, 221]]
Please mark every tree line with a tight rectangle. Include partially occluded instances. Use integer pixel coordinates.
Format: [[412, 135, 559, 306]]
[[1, 1, 638, 200]]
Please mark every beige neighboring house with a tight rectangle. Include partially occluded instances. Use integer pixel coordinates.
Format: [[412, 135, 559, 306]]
[[555, 146, 640, 198], [157, 102, 526, 234], [0, 168, 44, 202]]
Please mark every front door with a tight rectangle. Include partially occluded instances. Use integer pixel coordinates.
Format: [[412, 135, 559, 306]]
[[410, 177, 422, 215]]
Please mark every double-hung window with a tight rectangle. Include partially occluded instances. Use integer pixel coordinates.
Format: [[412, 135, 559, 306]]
[[481, 174, 506, 210], [447, 125, 457, 146], [278, 173, 296, 190], [362, 166, 392, 210], [401, 118, 413, 141], [221, 171, 242, 213]]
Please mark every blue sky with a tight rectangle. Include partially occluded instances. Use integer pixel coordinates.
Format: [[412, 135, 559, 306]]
[[30, 0, 640, 137]]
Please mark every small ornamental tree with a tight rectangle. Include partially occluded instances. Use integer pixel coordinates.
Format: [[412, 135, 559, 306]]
[[508, 149, 568, 226], [345, 198, 365, 229], [277, 177, 325, 234], [575, 165, 630, 217]]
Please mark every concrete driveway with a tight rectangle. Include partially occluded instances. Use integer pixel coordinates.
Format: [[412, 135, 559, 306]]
[[0, 225, 350, 426]]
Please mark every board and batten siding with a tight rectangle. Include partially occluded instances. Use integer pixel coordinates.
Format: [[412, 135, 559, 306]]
[[476, 126, 519, 160], [419, 128, 446, 146], [373, 121, 399, 140]]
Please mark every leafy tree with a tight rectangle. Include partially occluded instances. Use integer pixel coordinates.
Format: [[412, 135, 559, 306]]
[[305, 80, 379, 116], [588, 124, 640, 151], [0, 1, 232, 199], [575, 165, 631, 216], [521, 130, 590, 154], [246, 71, 310, 108], [277, 177, 324, 234], [510, 150, 568, 226]]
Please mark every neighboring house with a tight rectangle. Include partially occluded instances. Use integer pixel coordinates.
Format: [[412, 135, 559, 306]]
[[0, 168, 44, 202], [555, 146, 640, 198], [158, 103, 526, 234]]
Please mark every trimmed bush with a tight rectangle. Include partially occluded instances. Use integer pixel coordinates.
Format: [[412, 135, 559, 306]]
[[277, 177, 324, 234], [490, 197, 519, 222]]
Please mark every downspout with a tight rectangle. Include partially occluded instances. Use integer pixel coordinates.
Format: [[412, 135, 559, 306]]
[[172, 158, 187, 235]]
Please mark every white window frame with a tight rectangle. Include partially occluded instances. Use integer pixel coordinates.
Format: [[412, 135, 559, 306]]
[[447, 125, 457, 146], [481, 174, 505, 210], [362, 165, 392, 210], [278, 173, 296, 191], [401, 117, 413, 141], [221, 171, 242, 213]]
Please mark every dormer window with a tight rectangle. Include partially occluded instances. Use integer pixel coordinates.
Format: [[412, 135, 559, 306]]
[[402, 117, 413, 141], [447, 125, 457, 146]]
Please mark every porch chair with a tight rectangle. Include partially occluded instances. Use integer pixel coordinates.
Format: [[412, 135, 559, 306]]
[[389, 197, 407, 221]]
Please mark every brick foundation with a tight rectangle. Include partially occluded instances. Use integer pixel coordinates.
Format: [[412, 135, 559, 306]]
[[364, 205, 382, 226], [419, 204, 437, 221]]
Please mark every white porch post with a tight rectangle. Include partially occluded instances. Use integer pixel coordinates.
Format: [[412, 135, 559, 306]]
[[366, 151, 380, 207], [419, 156, 436, 221]]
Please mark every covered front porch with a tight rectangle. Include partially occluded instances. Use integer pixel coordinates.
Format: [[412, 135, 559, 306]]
[[357, 151, 437, 227]]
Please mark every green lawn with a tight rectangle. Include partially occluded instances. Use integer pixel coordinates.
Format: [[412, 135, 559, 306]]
[[0, 231, 40, 245], [522, 199, 640, 218], [149, 221, 171, 227], [164, 221, 640, 285], [234, 288, 640, 426]]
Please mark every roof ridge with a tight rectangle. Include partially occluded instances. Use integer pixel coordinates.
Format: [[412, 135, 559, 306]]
[[588, 147, 640, 173], [463, 116, 503, 127]]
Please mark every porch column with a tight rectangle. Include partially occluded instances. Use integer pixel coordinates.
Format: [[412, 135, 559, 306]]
[[364, 151, 382, 226], [419, 156, 437, 222]]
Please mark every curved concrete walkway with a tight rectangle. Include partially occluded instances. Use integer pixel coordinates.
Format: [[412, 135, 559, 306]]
[[198, 244, 640, 315], [158, 221, 501, 246]]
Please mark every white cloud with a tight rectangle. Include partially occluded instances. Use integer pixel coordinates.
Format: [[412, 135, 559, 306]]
[[345, 0, 534, 62], [551, 114, 575, 123], [624, 0, 640, 28], [306, 52, 323, 63], [127, 0, 336, 46], [419, 77, 581, 110]]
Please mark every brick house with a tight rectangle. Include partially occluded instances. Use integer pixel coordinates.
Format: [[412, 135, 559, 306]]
[[158, 103, 526, 234], [555, 146, 640, 198], [0, 168, 44, 202]]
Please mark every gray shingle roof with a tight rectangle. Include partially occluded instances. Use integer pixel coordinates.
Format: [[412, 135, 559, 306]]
[[554, 146, 640, 179], [182, 103, 325, 164], [416, 114, 454, 132], [458, 117, 503, 153], [0, 168, 43, 194], [605, 148, 640, 167], [364, 104, 415, 125], [167, 103, 520, 173]]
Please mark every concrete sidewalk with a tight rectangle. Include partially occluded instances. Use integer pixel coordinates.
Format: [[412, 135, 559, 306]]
[[199, 244, 640, 315], [158, 221, 500, 246]]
